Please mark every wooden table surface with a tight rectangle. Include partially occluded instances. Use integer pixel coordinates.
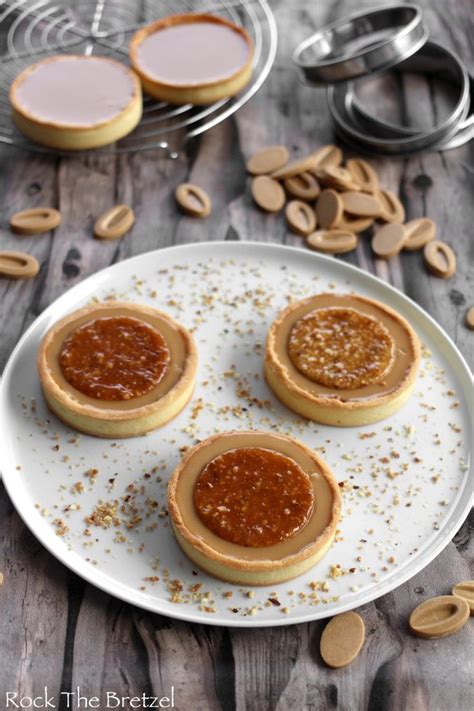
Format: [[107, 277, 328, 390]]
[[0, 1, 473, 709]]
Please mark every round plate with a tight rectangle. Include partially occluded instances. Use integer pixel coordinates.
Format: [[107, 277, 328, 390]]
[[0, 242, 471, 627]]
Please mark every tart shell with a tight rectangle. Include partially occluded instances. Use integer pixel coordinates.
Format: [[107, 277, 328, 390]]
[[10, 55, 142, 150], [265, 294, 421, 427], [129, 13, 254, 105], [168, 431, 342, 585], [37, 302, 197, 438]]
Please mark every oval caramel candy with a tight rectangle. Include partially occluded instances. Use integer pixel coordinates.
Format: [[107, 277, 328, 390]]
[[285, 200, 316, 236], [465, 307, 474, 331], [314, 165, 360, 192], [284, 172, 320, 201], [316, 189, 343, 229], [307, 229, 357, 254], [175, 183, 211, 218], [0, 250, 40, 279], [10, 207, 61, 235], [251, 176, 285, 212], [403, 218, 436, 251], [313, 144, 343, 171], [346, 158, 379, 193], [246, 146, 289, 175], [341, 191, 383, 217], [320, 611, 365, 668], [271, 150, 324, 180], [94, 205, 135, 241], [376, 189, 405, 223], [336, 213, 374, 233], [409, 595, 470, 639], [423, 240, 456, 278], [372, 223, 406, 258], [452, 581, 474, 614]]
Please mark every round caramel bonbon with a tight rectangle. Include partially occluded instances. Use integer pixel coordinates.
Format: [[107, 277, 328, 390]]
[[246, 146, 289, 175], [452, 581, 474, 614], [341, 191, 383, 217], [0, 251, 40, 278], [10, 207, 61, 235], [285, 200, 317, 236], [316, 189, 343, 229], [423, 241, 456, 278], [320, 612, 365, 668], [175, 183, 211, 217], [283, 172, 320, 201], [346, 158, 379, 193], [307, 229, 357, 254], [372, 223, 406, 258], [377, 190, 405, 223], [251, 176, 285, 212], [403, 218, 436, 251], [409, 595, 470, 639], [94, 205, 135, 241]]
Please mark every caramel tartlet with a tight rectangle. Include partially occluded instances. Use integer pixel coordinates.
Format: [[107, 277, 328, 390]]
[[168, 431, 341, 585], [265, 294, 421, 426], [10, 55, 142, 150], [129, 13, 254, 105], [37, 302, 197, 437]]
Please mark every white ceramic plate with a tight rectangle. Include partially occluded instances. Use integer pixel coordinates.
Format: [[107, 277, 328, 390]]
[[1, 242, 472, 627]]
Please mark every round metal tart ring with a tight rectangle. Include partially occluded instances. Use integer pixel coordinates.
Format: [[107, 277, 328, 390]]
[[346, 42, 471, 140], [327, 42, 470, 154], [293, 3, 427, 85]]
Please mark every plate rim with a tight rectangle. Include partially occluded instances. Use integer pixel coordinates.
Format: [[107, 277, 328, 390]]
[[1, 240, 472, 628]]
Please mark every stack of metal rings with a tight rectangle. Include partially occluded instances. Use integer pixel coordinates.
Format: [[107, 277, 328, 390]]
[[293, 4, 473, 154]]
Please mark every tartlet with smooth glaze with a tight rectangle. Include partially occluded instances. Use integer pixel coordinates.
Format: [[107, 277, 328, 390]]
[[129, 13, 254, 105], [168, 431, 342, 585], [10, 55, 142, 150], [265, 293, 421, 426], [37, 302, 197, 438]]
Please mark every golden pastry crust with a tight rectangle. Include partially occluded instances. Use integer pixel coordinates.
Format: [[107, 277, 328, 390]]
[[168, 431, 342, 585], [265, 293, 421, 426], [37, 302, 197, 438], [10, 55, 142, 150], [129, 13, 254, 105]]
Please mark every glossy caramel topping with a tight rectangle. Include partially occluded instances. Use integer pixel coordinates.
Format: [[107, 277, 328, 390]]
[[288, 307, 394, 390], [194, 447, 314, 547], [59, 316, 170, 401]]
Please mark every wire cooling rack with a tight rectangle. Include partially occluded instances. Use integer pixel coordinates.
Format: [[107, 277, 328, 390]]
[[0, 0, 277, 155]]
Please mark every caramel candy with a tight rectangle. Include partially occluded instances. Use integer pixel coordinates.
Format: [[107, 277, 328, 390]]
[[175, 183, 211, 217], [314, 166, 360, 192], [288, 307, 394, 389], [307, 229, 357, 254], [94, 205, 135, 241], [251, 175, 285, 212], [246, 146, 289, 175], [336, 213, 374, 233], [409, 595, 470, 639], [313, 145, 343, 171], [372, 223, 406, 258], [285, 200, 317, 236], [341, 191, 383, 217], [377, 190, 405, 223], [320, 612, 365, 668], [403, 218, 436, 251], [346, 158, 379, 193], [465, 307, 474, 330], [316, 189, 343, 229], [283, 172, 320, 201], [10, 207, 61, 235], [423, 241, 456, 278], [271, 150, 324, 180], [452, 581, 474, 614], [0, 250, 40, 278]]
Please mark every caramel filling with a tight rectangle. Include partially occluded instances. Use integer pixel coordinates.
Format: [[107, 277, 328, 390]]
[[194, 447, 314, 547], [59, 316, 170, 401], [288, 307, 394, 390]]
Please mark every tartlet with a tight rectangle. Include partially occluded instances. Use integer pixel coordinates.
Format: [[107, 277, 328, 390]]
[[265, 293, 421, 426], [10, 55, 142, 150], [129, 13, 254, 105], [168, 431, 341, 585], [37, 302, 197, 438]]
